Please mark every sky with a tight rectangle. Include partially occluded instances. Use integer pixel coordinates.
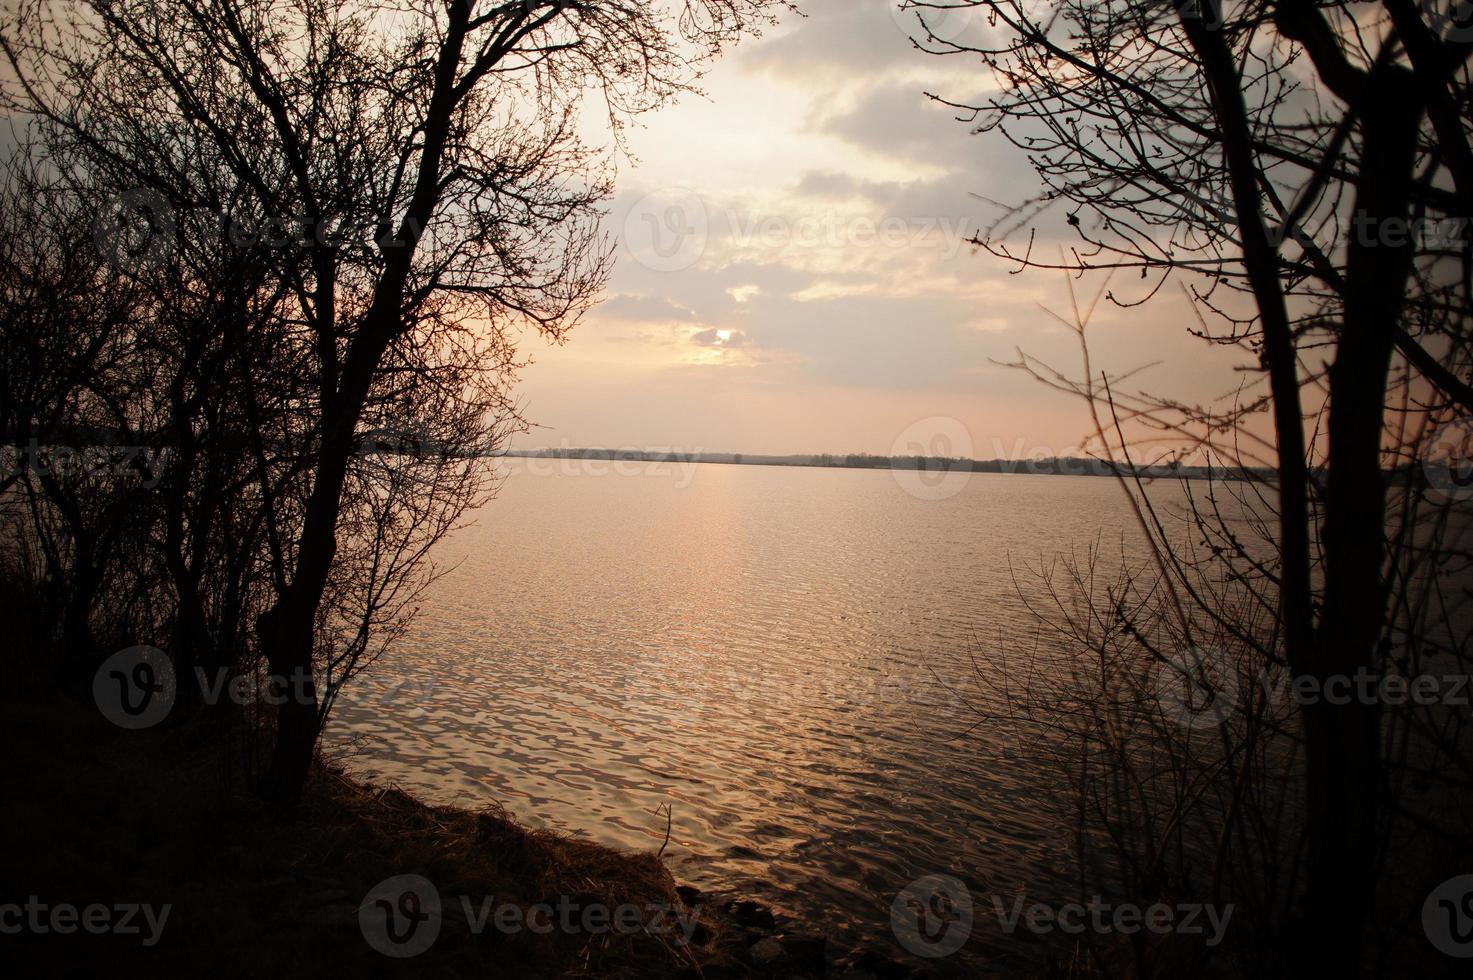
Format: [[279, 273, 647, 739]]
[[1, 0, 1438, 479], [0, 0, 1269, 463], [506, 0, 1258, 459]]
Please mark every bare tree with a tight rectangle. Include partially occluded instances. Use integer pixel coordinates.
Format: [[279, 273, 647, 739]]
[[902, 0, 1473, 971], [2, 0, 785, 802]]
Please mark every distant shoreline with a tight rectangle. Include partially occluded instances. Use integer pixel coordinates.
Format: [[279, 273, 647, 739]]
[[502, 448, 1268, 481], [6, 429, 1440, 485]]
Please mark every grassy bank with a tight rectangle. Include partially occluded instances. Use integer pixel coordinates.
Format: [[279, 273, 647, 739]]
[[0, 692, 839, 978]]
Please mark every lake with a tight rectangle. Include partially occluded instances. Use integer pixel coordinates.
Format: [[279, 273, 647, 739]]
[[329, 460, 1203, 972]]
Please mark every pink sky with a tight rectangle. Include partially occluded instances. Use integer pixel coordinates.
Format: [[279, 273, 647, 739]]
[[508, 0, 1258, 459]]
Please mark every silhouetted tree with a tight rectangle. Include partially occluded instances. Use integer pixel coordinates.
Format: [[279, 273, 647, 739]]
[[2, 0, 783, 802], [907, 0, 1473, 971]]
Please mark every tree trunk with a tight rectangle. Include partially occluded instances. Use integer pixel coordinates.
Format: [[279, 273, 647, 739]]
[[258, 1, 469, 805], [259, 306, 397, 803], [261, 598, 320, 804], [1301, 71, 1418, 974]]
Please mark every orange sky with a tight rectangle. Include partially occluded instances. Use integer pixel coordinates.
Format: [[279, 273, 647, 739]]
[[508, 0, 1259, 459]]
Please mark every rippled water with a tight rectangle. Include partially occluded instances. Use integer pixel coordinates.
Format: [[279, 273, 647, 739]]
[[329, 462, 1199, 971]]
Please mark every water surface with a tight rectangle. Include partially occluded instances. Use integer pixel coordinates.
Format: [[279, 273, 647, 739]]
[[330, 462, 1196, 971]]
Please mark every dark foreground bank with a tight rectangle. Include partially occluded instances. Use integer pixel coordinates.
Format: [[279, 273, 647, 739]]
[[1, 693, 943, 978]]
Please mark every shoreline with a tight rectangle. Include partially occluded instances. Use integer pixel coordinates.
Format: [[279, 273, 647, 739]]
[[2, 692, 926, 978]]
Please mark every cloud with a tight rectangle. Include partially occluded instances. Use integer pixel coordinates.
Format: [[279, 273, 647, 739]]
[[791, 170, 989, 235], [792, 170, 865, 199], [511, 2, 1258, 455], [814, 85, 1037, 188], [596, 293, 699, 323], [736, 0, 926, 79], [690, 327, 752, 348]]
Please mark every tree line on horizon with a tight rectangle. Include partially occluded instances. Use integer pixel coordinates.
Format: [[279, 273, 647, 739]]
[[506, 445, 1275, 478]]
